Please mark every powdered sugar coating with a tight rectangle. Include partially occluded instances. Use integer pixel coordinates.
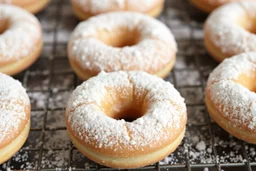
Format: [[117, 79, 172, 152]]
[[207, 52, 256, 130], [0, 73, 30, 147], [68, 12, 177, 75], [0, 5, 42, 63], [204, 1, 256, 56], [72, 0, 160, 14], [66, 71, 186, 153]]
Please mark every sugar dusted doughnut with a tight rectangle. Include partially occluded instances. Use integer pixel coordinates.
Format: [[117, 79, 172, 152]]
[[0, 5, 43, 75], [66, 71, 187, 168], [190, 0, 256, 13], [68, 12, 177, 80], [204, 1, 256, 62], [0, 73, 30, 164], [0, 0, 50, 13], [71, 0, 165, 20], [205, 52, 256, 144]]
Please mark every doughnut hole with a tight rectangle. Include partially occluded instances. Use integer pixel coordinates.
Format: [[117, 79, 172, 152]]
[[242, 21, 256, 34], [234, 72, 256, 92], [97, 27, 141, 48], [0, 19, 8, 34], [99, 86, 147, 122], [238, 14, 256, 34]]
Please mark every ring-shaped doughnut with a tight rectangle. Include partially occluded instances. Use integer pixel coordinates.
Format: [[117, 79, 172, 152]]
[[206, 52, 256, 144], [66, 71, 187, 168], [0, 5, 43, 75], [190, 0, 256, 13], [68, 12, 177, 80], [71, 0, 165, 20], [0, 0, 50, 13], [204, 1, 256, 62], [0, 73, 30, 164]]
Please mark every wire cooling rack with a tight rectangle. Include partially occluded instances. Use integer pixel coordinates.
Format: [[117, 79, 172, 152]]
[[1, 0, 256, 171]]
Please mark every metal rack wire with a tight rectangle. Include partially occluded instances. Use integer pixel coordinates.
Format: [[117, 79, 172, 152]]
[[0, 0, 256, 171]]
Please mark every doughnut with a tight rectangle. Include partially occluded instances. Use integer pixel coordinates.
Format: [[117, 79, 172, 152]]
[[205, 52, 256, 144], [66, 71, 187, 168], [0, 5, 43, 75], [71, 0, 165, 20], [68, 12, 177, 80], [0, 0, 50, 14], [0, 73, 30, 164], [204, 1, 256, 62], [190, 0, 255, 13]]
